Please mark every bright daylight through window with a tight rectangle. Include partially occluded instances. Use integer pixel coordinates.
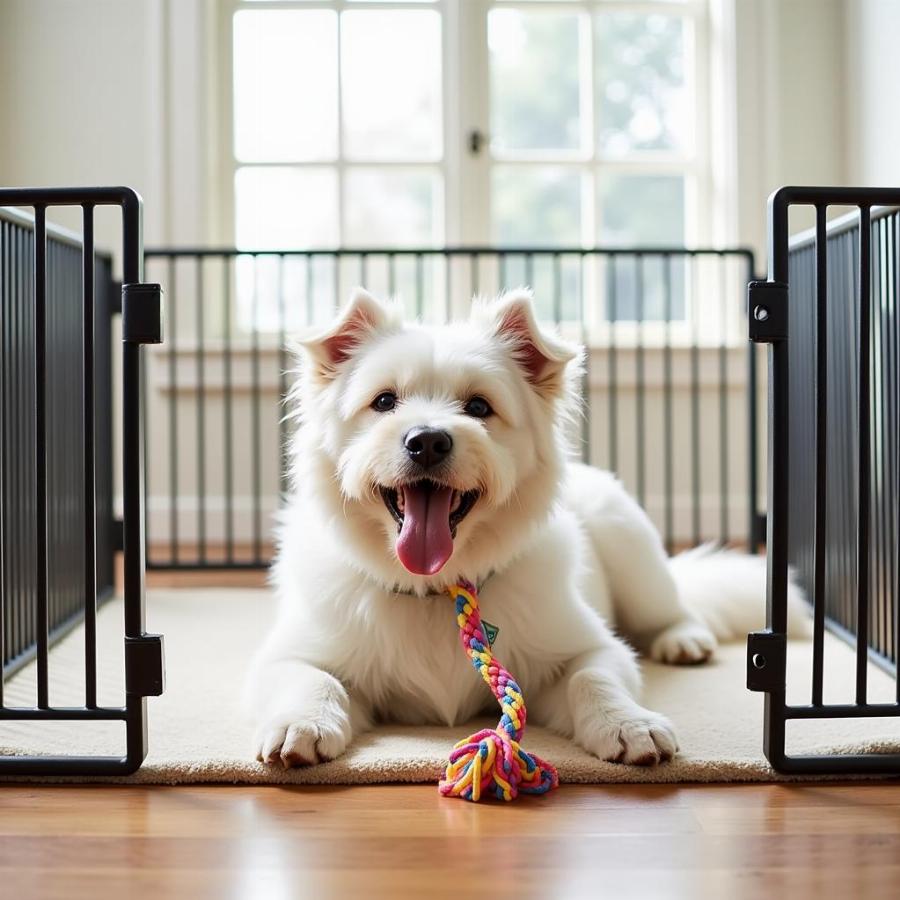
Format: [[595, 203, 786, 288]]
[[227, 1, 709, 333]]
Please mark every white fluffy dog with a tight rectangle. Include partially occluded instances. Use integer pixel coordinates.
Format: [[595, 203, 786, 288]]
[[247, 288, 787, 768]]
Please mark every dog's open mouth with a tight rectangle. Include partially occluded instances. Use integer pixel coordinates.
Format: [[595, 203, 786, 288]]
[[379, 481, 479, 577]]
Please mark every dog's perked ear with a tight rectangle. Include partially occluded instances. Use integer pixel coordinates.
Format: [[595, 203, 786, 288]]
[[483, 290, 579, 398], [296, 287, 389, 381]]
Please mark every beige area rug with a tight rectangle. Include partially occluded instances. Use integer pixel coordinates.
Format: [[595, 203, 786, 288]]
[[1, 589, 899, 784]]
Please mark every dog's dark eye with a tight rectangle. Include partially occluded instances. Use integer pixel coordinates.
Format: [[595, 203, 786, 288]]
[[371, 391, 397, 413], [464, 396, 493, 419]]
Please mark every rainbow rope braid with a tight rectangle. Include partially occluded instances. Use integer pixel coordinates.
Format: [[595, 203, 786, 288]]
[[439, 580, 558, 802]]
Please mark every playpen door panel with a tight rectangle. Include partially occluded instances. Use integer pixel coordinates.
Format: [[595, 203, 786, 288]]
[[0, 187, 163, 775], [749, 186, 900, 775]]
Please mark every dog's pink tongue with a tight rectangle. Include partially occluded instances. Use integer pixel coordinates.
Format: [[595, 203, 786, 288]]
[[396, 484, 454, 576]]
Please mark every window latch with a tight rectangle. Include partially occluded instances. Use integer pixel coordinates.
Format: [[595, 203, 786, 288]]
[[468, 129, 487, 156]]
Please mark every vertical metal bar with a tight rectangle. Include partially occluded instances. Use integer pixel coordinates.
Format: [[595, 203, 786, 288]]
[[141, 269, 150, 568], [470, 252, 478, 297], [718, 256, 729, 544], [552, 253, 562, 326], [579, 253, 591, 462], [762, 192, 792, 766], [305, 254, 314, 326], [121, 190, 150, 769], [607, 253, 618, 473], [747, 253, 760, 552], [888, 213, 897, 667], [0, 221, 6, 694], [812, 205, 828, 706], [857, 206, 871, 705], [223, 256, 234, 563], [499, 252, 507, 291], [895, 215, 900, 692], [444, 252, 451, 323], [635, 255, 646, 509], [415, 253, 424, 320], [195, 258, 206, 564], [33, 206, 49, 709], [252, 257, 262, 564], [663, 255, 674, 555], [333, 255, 340, 311], [167, 256, 178, 565], [82, 205, 97, 708], [14, 224, 24, 662], [278, 254, 287, 500], [691, 255, 701, 545], [388, 253, 397, 300]]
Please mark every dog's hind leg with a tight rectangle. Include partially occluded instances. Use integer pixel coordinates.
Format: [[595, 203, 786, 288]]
[[567, 463, 716, 664]]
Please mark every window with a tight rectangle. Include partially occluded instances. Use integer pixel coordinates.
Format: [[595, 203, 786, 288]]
[[224, 0, 709, 250], [221, 0, 716, 332], [230, 1, 445, 250], [483, 1, 704, 252]]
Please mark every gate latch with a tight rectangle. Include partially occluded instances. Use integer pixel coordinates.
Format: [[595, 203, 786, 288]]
[[748, 281, 788, 343], [122, 282, 164, 344], [125, 634, 166, 697], [746, 630, 786, 693]]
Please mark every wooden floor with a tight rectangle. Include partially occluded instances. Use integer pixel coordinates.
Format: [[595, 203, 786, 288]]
[[3, 782, 900, 899]]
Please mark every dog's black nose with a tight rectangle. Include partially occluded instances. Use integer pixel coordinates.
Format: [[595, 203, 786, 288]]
[[404, 427, 453, 469]]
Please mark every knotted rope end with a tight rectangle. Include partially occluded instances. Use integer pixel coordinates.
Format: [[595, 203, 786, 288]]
[[441, 581, 559, 803]]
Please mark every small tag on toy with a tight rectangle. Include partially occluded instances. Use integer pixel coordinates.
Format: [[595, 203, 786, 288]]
[[481, 619, 500, 647]]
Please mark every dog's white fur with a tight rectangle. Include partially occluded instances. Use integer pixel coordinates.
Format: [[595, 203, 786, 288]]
[[246, 288, 803, 769]]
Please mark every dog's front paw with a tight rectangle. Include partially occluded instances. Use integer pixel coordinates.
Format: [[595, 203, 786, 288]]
[[649, 620, 717, 665], [255, 708, 352, 768], [579, 706, 678, 766]]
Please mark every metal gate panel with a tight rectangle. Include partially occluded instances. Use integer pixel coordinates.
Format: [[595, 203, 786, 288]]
[[143, 245, 762, 571], [748, 186, 900, 774], [0, 187, 164, 775]]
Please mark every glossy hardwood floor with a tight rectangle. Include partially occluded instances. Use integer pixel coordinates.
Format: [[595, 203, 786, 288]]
[[2, 782, 899, 899]]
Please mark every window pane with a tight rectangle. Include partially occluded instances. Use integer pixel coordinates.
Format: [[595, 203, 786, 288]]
[[233, 10, 338, 162], [492, 167, 581, 246], [235, 167, 339, 249], [344, 169, 442, 246], [604, 254, 686, 323], [341, 11, 442, 160], [596, 14, 689, 156], [598, 173, 684, 245], [599, 174, 686, 322], [489, 10, 584, 153]]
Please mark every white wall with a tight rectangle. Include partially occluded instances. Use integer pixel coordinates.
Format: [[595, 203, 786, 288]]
[[0, 0, 218, 261], [732, 0, 848, 264], [844, 0, 900, 186]]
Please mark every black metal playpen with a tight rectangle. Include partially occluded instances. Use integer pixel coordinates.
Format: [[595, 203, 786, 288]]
[[0, 184, 898, 776]]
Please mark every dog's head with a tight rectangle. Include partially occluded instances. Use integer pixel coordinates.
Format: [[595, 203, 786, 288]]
[[290, 287, 581, 588]]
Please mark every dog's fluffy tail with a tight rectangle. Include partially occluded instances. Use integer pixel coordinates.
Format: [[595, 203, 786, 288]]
[[668, 544, 811, 641]]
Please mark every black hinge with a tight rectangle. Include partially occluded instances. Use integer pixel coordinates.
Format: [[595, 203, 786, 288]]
[[748, 281, 788, 343], [747, 630, 786, 692], [125, 634, 166, 697], [122, 282, 165, 344]]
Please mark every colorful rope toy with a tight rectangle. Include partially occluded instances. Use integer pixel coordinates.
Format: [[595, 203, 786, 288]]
[[439, 579, 559, 802]]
